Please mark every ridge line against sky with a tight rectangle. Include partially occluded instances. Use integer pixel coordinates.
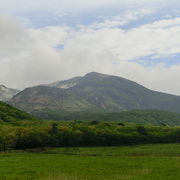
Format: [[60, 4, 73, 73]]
[[0, 0, 180, 95]]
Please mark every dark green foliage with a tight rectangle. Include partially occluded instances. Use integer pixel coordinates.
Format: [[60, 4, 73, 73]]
[[161, 123, 167, 126], [0, 119, 180, 151], [137, 126, 148, 136], [49, 123, 58, 135], [118, 122, 125, 126], [89, 120, 99, 125]]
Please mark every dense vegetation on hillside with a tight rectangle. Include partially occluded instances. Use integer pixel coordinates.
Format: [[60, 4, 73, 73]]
[[0, 101, 36, 123], [0, 119, 180, 151], [0, 101, 180, 151], [36, 109, 180, 126]]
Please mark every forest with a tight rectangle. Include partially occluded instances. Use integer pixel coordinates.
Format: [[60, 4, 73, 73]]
[[0, 120, 180, 151]]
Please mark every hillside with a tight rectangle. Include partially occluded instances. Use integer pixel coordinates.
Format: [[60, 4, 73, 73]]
[[0, 85, 19, 101], [35, 109, 180, 126], [0, 101, 36, 123], [10, 86, 95, 113], [10, 72, 180, 115]]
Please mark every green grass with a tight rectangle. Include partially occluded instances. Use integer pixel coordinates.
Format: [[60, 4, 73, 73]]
[[0, 144, 180, 180]]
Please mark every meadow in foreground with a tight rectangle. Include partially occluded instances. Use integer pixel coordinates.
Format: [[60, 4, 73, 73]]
[[0, 144, 179, 180]]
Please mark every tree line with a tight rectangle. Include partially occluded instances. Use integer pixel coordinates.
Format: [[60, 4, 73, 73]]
[[0, 121, 180, 151]]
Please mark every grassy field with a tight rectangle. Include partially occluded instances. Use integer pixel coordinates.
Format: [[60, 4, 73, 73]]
[[0, 144, 179, 180]]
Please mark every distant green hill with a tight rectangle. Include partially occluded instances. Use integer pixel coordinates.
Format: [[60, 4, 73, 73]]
[[35, 109, 180, 126], [10, 72, 180, 114], [0, 101, 36, 123]]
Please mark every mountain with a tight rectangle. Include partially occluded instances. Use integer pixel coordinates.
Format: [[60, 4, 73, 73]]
[[0, 85, 19, 101], [10, 86, 93, 113], [48, 76, 82, 89], [10, 72, 180, 115], [0, 101, 36, 123]]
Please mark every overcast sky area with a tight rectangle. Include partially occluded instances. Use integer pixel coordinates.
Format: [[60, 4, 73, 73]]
[[0, 0, 180, 95]]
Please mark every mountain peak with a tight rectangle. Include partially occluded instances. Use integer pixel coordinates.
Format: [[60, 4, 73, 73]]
[[85, 72, 107, 76], [0, 85, 19, 101], [84, 72, 110, 78], [0, 85, 7, 89], [11, 72, 180, 115]]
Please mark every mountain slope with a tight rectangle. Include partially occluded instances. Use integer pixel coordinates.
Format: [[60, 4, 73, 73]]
[[48, 76, 82, 89], [0, 85, 19, 101], [10, 72, 180, 114], [10, 86, 95, 113], [0, 101, 35, 122], [35, 109, 180, 126], [67, 72, 180, 112]]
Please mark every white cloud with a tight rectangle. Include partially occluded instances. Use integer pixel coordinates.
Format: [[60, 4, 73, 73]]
[[0, 0, 174, 14], [88, 9, 153, 29], [0, 14, 29, 54], [0, 11, 180, 96]]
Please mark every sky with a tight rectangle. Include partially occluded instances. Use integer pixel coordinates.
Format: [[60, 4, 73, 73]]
[[0, 0, 180, 95]]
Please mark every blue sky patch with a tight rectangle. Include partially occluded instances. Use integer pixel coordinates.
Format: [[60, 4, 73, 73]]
[[133, 54, 180, 67]]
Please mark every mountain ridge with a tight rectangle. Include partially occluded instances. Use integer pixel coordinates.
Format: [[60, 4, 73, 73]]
[[0, 85, 19, 101], [10, 72, 180, 114]]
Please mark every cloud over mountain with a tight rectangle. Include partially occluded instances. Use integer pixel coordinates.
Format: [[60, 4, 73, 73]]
[[0, 1, 180, 95]]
